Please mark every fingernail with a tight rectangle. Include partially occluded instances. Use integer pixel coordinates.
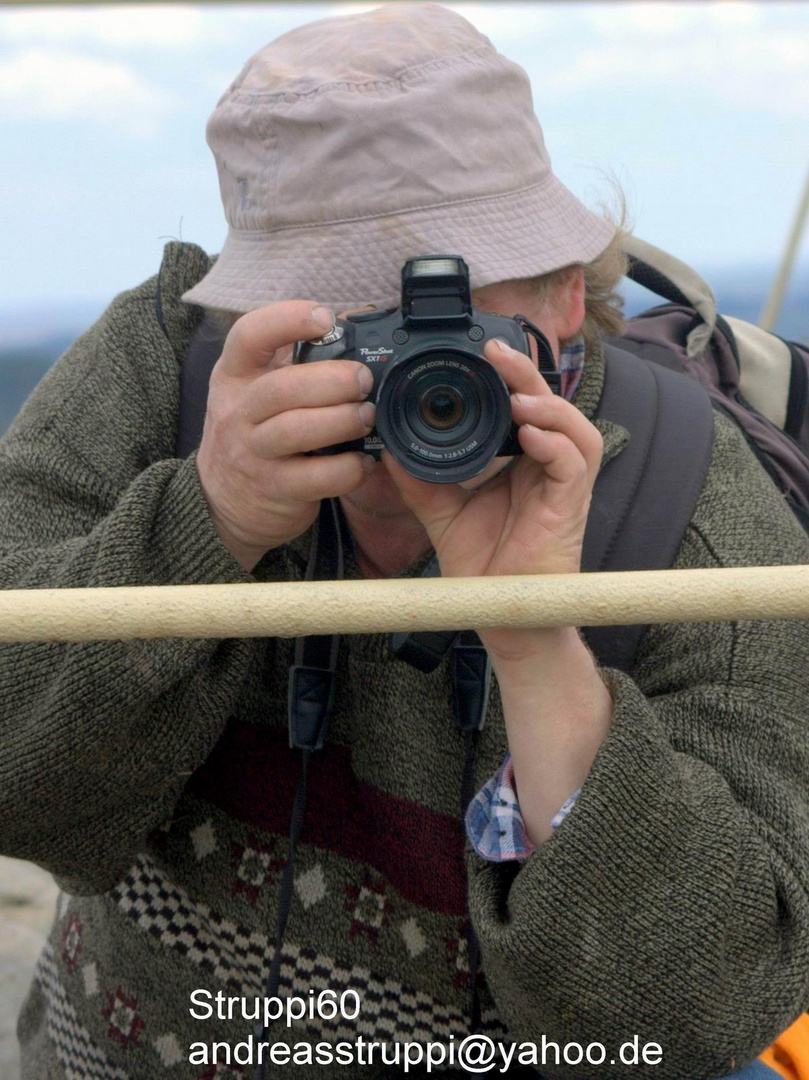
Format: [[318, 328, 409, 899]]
[[357, 366, 374, 395], [358, 401, 376, 427], [361, 454, 377, 473], [492, 338, 511, 353], [311, 305, 334, 331]]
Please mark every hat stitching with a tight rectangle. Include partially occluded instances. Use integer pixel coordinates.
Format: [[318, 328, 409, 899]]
[[220, 177, 556, 236], [393, 44, 498, 82], [226, 46, 498, 103]]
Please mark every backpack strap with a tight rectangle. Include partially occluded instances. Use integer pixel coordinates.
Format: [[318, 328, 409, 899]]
[[623, 234, 718, 357], [581, 344, 714, 672], [176, 314, 227, 459]]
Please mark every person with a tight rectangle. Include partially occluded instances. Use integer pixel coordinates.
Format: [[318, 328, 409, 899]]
[[2, 5, 809, 1079]]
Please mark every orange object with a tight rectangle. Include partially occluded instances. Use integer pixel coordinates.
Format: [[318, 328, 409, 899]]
[[760, 1015, 809, 1080]]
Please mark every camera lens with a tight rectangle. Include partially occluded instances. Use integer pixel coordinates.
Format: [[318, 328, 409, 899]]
[[418, 385, 466, 431], [375, 348, 513, 484]]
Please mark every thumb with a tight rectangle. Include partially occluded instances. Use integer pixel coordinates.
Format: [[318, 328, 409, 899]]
[[381, 451, 467, 547]]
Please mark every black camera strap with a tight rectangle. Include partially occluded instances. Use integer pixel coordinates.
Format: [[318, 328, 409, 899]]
[[449, 630, 490, 1039], [288, 498, 343, 752], [255, 499, 343, 1080], [514, 314, 562, 395]]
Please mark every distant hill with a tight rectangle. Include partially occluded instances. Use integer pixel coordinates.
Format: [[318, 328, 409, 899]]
[[0, 347, 64, 435], [0, 277, 806, 438]]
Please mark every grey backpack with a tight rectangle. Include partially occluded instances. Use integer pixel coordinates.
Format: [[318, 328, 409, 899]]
[[616, 236, 809, 524], [580, 236, 809, 669]]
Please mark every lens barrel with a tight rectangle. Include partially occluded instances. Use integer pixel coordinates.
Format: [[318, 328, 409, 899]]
[[375, 348, 512, 483]]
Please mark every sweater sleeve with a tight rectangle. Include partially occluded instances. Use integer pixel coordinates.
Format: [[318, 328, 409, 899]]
[[467, 410, 809, 1080], [0, 274, 277, 895]]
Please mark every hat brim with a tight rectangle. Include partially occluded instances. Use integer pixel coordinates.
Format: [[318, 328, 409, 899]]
[[181, 175, 616, 314]]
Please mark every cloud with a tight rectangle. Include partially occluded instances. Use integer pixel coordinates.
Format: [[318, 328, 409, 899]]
[[581, 0, 763, 37], [0, 49, 173, 135], [525, 5, 809, 123], [0, 3, 369, 60], [311, 1, 554, 48], [0, 5, 208, 50], [444, 2, 554, 42]]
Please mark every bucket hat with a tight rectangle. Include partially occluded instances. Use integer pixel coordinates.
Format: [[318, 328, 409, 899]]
[[182, 3, 616, 314]]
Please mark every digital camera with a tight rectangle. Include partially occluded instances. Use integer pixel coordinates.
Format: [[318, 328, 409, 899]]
[[293, 255, 560, 483]]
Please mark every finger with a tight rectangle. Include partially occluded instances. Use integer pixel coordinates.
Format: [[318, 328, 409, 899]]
[[251, 401, 376, 458], [244, 360, 373, 424], [380, 451, 467, 543], [216, 301, 335, 380], [484, 337, 556, 398], [271, 452, 376, 503], [517, 425, 591, 505], [511, 393, 603, 481]]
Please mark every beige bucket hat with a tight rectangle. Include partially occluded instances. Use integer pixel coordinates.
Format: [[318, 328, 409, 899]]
[[182, 3, 615, 314]]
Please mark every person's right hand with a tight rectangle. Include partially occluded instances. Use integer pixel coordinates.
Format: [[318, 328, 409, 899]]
[[195, 301, 376, 571]]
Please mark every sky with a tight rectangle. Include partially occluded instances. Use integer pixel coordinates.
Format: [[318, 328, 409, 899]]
[[0, 0, 807, 318]]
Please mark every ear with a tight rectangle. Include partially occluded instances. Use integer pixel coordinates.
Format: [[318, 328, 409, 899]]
[[552, 265, 586, 341]]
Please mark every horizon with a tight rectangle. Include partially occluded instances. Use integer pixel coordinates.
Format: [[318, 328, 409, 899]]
[[2, 260, 807, 351]]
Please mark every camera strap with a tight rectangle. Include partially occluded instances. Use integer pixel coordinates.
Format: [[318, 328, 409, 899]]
[[452, 629, 490, 1042], [255, 500, 343, 1080], [288, 498, 343, 751], [514, 314, 562, 395]]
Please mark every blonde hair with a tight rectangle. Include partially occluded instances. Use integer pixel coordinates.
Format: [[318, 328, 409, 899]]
[[522, 227, 629, 356], [518, 190, 632, 355]]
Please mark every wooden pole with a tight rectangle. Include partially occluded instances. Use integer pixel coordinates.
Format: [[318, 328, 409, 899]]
[[760, 167, 809, 333], [1, 565, 808, 643]]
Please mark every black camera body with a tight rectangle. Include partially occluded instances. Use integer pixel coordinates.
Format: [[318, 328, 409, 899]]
[[293, 255, 559, 483]]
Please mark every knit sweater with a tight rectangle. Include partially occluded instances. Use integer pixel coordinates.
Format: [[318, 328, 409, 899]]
[[3, 242, 809, 1080]]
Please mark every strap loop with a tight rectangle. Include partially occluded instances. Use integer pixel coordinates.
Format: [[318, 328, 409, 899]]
[[287, 499, 343, 749], [288, 666, 336, 751], [451, 633, 491, 734]]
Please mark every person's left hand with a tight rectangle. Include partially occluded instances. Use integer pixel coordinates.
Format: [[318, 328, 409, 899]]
[[382, 336, 603, 655]]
